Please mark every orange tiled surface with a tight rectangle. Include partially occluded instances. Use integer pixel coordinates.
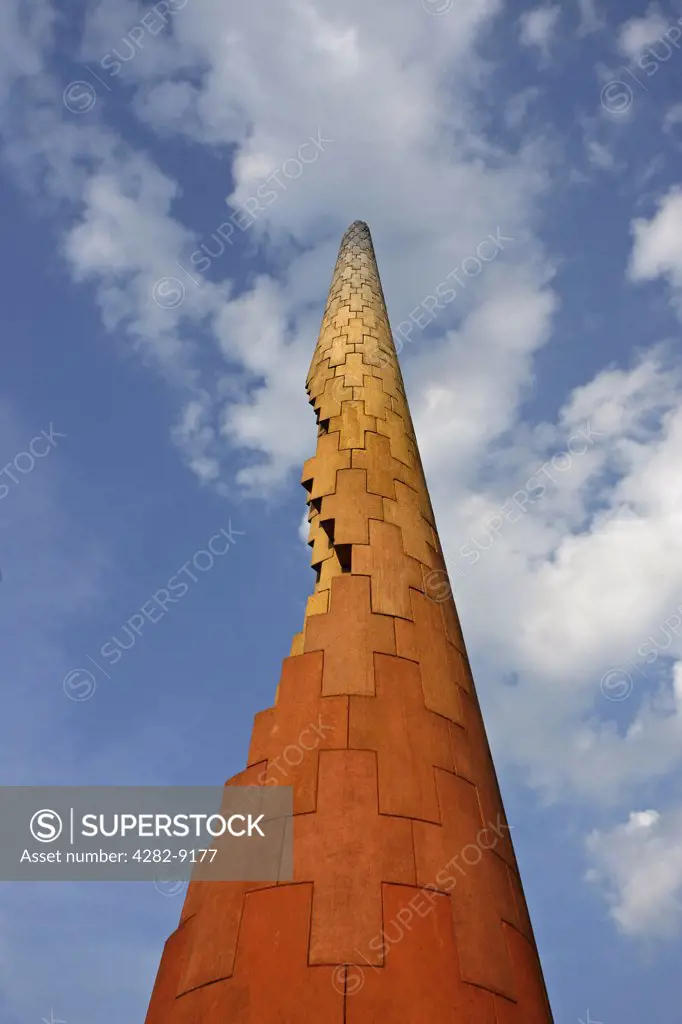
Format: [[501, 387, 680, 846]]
[[145, 221, 553, 1023]]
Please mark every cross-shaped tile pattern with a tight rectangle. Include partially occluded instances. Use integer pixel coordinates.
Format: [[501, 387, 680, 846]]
[[383, 480, 438, 566], [319, 468, 383, 545], [294, 749, 415, 964], [349, 654, 455, 821], [413, 769, 516, 1001], [352, 519, 424, 619], [303, 575, 395, 696]]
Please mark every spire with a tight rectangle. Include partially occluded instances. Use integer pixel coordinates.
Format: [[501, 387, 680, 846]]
[[144, 222, 554, 1023]]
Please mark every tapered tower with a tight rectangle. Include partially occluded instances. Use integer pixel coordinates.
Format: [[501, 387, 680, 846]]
[[145, 221, 553, 1022]]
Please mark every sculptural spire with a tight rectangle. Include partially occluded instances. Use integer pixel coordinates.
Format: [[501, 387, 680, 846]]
[[144, 220, 553, 1023]]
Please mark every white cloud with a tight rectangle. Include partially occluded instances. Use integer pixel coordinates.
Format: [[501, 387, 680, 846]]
[[0, 0, 55, 105], [586, 139, 616, 170], [586, 793, 682, 937], [2, 0, 556, 496], [617, 6, 670, 62], [576, 114, 623, 175], [519, 5, 561, 58], [298, 511, 309, 546], [575, 0, 604, 37], [663, 103, 682, 137], [504, 86, 540, 129], [427, 349, 682, 805], [408, 272, 558, 486], [628, 187, 682, 294]]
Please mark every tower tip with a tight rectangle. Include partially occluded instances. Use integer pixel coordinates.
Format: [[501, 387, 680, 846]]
[[340, 220, 373, 251]]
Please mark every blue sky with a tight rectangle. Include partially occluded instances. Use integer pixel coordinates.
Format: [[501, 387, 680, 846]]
[[2, 0, 682, 1021]]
